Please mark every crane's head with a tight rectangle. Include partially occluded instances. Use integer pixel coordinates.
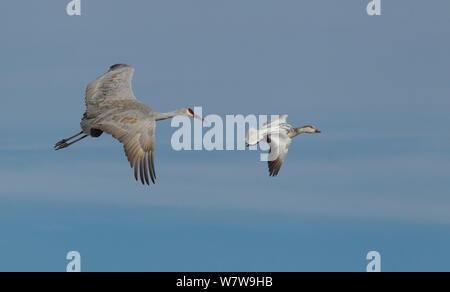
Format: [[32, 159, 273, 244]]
[[179, 107, 205, 123]]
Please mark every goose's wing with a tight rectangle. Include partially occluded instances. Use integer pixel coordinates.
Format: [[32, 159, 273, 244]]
[[267, 131, 291, 177], [262, 114, 288, 129], [85, 64, 138, 118], [94, 109, 157, 185], [247, 115, 289, 146], [246, 128, 266, 146]]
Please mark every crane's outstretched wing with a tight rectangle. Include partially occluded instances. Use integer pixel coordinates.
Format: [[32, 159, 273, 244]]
[[94, 110, 157, 185], [85, 64, 138, 118], [267, 132, 291, 177]]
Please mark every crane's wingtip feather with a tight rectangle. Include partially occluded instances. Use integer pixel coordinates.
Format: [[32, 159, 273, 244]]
[[109, 64, 131, 71]]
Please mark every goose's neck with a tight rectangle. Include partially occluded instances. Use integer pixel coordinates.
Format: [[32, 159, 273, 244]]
[[294, 127, 310, 135]]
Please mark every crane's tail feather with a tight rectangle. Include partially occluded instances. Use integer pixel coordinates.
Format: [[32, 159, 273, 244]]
[[54, 131, 87, 150]]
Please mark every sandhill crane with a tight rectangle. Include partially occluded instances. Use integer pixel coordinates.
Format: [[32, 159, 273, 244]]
[[246, 115, 320, 176], [55, 64, 204, 185]]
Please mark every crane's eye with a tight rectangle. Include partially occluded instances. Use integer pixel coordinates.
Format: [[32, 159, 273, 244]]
[[188, 108, 194, 115]]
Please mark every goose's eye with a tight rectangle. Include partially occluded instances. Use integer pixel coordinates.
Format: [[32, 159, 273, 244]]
[[188, 108, 194, 115]]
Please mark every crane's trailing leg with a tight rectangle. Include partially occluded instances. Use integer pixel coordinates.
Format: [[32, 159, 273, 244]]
[[54, 131, 83, 148], [54, 131, 87, 150]]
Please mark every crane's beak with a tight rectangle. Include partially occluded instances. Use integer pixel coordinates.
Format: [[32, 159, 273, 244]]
[[315, 129, 321, 133], [193, 114, 206, 124]]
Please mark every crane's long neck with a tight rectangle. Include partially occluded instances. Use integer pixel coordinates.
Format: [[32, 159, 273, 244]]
[[154, 109, 183, 121]]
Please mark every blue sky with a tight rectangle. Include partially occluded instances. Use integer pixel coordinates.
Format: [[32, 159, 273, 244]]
[[1, 0, 450, 271]]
